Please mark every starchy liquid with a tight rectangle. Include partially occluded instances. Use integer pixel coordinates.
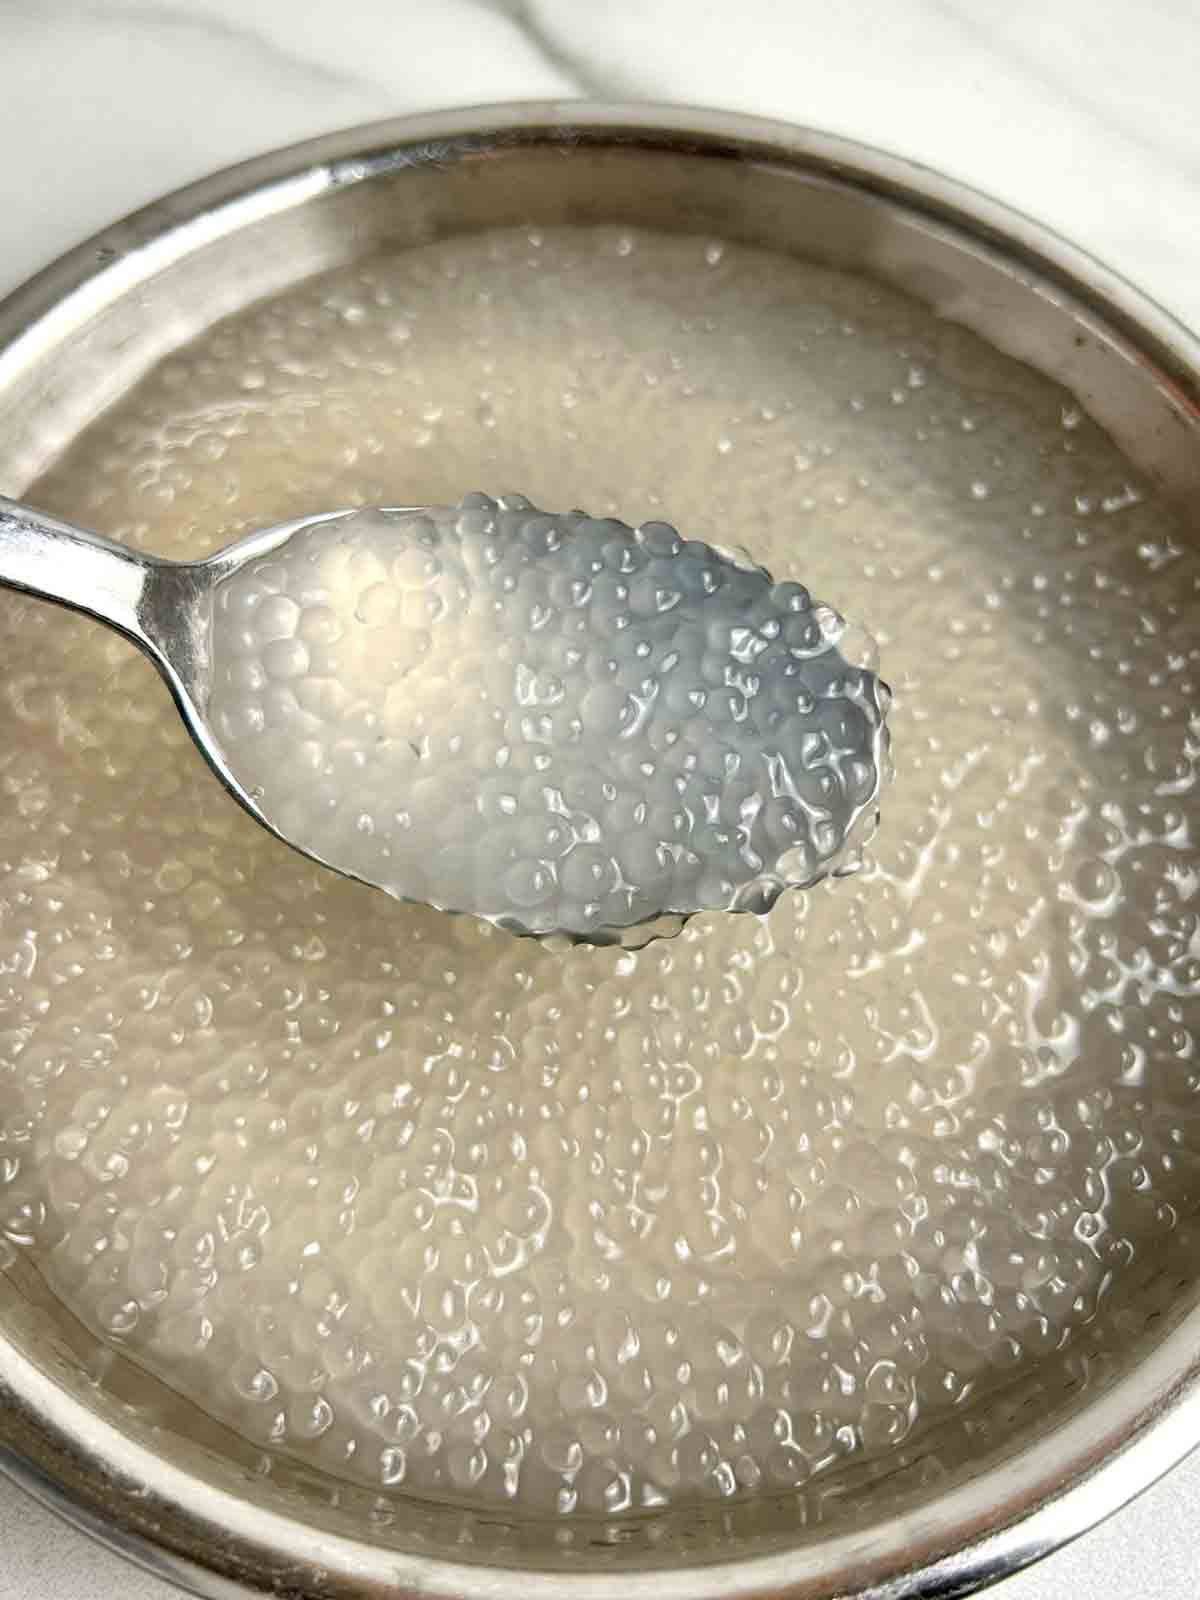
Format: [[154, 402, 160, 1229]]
[[1, 226, 1198, 1516]]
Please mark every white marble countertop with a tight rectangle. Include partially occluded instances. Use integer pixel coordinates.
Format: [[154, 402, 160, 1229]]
[[0, 1, 1197, 1596]]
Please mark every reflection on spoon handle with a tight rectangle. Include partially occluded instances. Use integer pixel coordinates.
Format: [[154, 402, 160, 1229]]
[[0, 493, 156, 646]]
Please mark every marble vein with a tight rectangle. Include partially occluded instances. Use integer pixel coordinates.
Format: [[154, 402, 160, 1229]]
[[469, 0, 605, 95]]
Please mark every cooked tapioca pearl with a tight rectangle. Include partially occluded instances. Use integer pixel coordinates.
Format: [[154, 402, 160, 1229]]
[[504, 861, 556, 909], [261, 638, 309, 680]]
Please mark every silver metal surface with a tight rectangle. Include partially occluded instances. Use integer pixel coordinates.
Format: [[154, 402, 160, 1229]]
[[0, 102, 1198, 1600], [0, 496, 407, 904]]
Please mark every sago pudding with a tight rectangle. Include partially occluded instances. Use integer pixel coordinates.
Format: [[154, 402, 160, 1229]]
[[1, 225, 1197, 1518]]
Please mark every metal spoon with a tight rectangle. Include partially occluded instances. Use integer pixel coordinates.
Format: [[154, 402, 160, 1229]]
[[0, 493, 889, 945]]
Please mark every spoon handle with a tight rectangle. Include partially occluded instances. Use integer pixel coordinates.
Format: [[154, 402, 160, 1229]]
[[0, 494, 159, 650]]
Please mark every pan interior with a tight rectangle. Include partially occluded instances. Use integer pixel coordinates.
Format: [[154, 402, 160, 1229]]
[[1, 131, 1199, 1580]]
